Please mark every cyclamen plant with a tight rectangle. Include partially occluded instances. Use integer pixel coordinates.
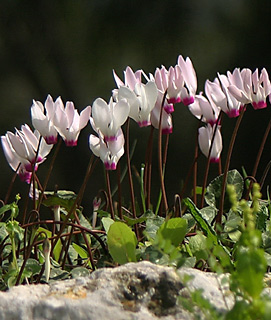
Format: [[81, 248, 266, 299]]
[[1, 53, 271, 319], [2, 53, 271, 231]]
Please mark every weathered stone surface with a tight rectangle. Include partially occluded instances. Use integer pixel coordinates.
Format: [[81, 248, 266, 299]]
[[0, 261, 233, 320]]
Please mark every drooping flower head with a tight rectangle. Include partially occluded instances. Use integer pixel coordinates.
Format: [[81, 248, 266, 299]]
[[89, 122, 125, 170], [150, 94, 173, 134], [189, 91, 220, 126], [177, 55, 197, 106], [31, 94, 60, 144], [212, 74, 242, 118], [1, 124, 53, 183], [91, 97, 129, 141], [198, 124, 222, 163], [227, 67, 271, 110], [114, 66, 158, 127], [117, 81, 158, 127], [154, 65, 184, 112], [113, 66, 143, 91], [53, 98, 91, 146]]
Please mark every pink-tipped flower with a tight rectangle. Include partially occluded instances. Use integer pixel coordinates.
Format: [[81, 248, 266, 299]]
[[154, 65, 184, 109], [198, 124, 222, 163], [251, 68, 271, 109], [1, 135, 31, 183], [205, 77, 241, 118], [89, 127, 125, 170], [189, 92, 220, 126], [1, 124, 53, 182], [113, 66, 158, 127], [177, 55, 197, 105], [53, 99, 91, 146], [31, 95, 59, 144], [228, 67, 271, 110], [150, 95, 173, 134], [117, 81, 158, 127], [113, 66, 143, 91], [91, 97, 129, 141]]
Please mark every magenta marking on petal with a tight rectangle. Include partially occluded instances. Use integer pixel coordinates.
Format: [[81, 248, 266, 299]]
[[104, 162, 111, 170], [65, 140, 77, 147], [227, 109, 240, 118], [164, 104, 174, 114], [104, 162, 117, 170], [168, 97, 181, 104], [138, 120, 151, 127], [33, 156, 43, 164], [210, 157, 220, 163], [162, 127, 173, 134], [110, 162, 117, 170], [25, 163, 33, 172], [252, 101, 267, 110], [19, 172, 32, 184], [182, 96, 194, 106], [104, 136, 117, 142], [45, 136, 58, 144]]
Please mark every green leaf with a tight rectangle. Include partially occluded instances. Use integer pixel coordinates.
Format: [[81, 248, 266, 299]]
[[224, 210, 242, 242], [144, 211, 165, 240], [205, 169, 244, 212], [256, 204, 269, 231], [101, 217, 114, 233], [188, 233, 208, 261], [107, 222, 137, 264], [235, 247, 267, 299], [6, 220, 24, 241], [183, 198, 218, 244], [72, 243, 88, 260], [49, 267, 69, 281], [0, 204, 13, 216], [78, 212, 92, 230], [157, 218, 187, 247], [42, 190, 77, 211], [123, 215, 147, 226], [200, 206, 217, 224], [70, 267, 90, 278], [22, 258, 42, 280]]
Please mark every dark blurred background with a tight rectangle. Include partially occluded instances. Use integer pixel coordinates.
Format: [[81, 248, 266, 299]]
[[1, 0, 271, 217]]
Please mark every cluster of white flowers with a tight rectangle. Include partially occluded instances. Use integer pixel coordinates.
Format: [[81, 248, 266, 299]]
[[2, 55, 271, 182]]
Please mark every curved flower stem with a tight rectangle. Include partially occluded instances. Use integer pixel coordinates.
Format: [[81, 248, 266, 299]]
[[193, 126, 199, 205], [105, 170, 114, 220], [51, 155, 96, 256], [125, 118, 139, 238], [144, 126, 154, 209], [217, 106, 246, 226], [27, 136, 43, 211], [4, 164, 20, 204], [200, 111, 223, 209], [37, 138, 62, 212], [22, 219, 107, 252], [179, 155, 200, 200], [117, 163, 123, 219], [163, 133, 170, 167], [245, 116, 271, 199], [158, 91, 168, 213]]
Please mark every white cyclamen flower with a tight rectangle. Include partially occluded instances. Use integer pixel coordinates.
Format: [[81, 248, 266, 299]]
[[198, 124, 222, 163], [31, 94, 59, 144], [91, 97, 129, 141], [53, 99, 91, 146], [117, 81, 158, 127], [89, 127, 125, 170]]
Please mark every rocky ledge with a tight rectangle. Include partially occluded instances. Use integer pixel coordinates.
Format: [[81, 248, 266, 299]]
[[0, 261, 245, 320]]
